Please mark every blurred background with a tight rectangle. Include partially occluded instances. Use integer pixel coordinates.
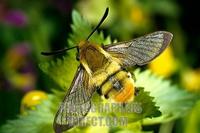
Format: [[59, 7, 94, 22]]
[[0, 0, 200, 133]]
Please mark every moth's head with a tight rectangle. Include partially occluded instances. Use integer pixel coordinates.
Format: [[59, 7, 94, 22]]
[[78, 40, 89, 49]]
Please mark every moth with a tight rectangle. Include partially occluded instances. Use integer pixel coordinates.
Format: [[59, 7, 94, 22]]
[[41, 8, 173, 133]]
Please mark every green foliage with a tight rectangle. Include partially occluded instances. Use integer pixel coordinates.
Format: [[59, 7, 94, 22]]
[[68, 10, 112, 47], [0, 95, 55, 133], [87, 86, 161, 128], [102, 87, 161, 122], [0, 10, 199, 133], [128, 87, 161, 120], [134, 70, 199, 125], [183, 101, 200, 133], [39, 53, 79, 90]]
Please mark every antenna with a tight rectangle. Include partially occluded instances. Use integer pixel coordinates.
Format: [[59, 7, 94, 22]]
[[41, 7, 109, 56], [86, 7, 109, 40], [41, 46, 77, 56]]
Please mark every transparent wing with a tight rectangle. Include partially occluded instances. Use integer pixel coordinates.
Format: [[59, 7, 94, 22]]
[[53, 66, 94, 133], [104, 31, 173, 67]]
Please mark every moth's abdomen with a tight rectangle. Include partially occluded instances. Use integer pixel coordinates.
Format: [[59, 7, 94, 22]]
[[112, 76, 134, 102], [100, 71, 135, 103]]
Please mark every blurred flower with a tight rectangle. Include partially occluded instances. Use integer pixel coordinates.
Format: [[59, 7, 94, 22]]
[[20, 90, 48, 114], [3, 43, 36, 91], [76, 0, 114, 26], [0, 2, 28, 27], [181, 69, 200, 91], [3, 10, 28, 27], [148, 47, 177, 77], [5, 43, 31, 69], [9, 73, 36, 92], [130, 6, 146, 26]]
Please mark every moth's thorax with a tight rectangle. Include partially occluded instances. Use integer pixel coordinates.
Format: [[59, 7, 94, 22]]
[[79, 41, 110, 74]]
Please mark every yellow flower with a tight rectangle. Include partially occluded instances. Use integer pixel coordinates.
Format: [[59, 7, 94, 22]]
[[21, 90, 48, 114], [130, 6, 144, 24], [5, 44, 30, 69], [181, 69, 200, 91], [148, 46, 177, 77], [9, 73, 35, 90]]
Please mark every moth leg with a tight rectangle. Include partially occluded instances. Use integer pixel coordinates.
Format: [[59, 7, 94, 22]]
[[76, 52, 80, 61], [134, 87, 141, 96], [96, 87, 102, 95], [122, 102, 127, 108], [122, 67, 136, 82], [104, 94, 109, 99], [100, 43, 104, 47], [129, 71, 136, 82]]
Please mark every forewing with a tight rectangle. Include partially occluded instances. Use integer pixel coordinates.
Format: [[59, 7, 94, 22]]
[[104, 31, 173, 67], [53, 66, 94, 133]]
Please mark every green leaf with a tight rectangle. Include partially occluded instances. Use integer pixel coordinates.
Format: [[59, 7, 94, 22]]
[[93, 87, 161, 123], [39, 52, 79, 90], [85, 87, 160, 127], [134, 69, 199, 124], [0, 95, 55, 133], [127, 87, 161, 120], [68, 10, 112, 47]]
